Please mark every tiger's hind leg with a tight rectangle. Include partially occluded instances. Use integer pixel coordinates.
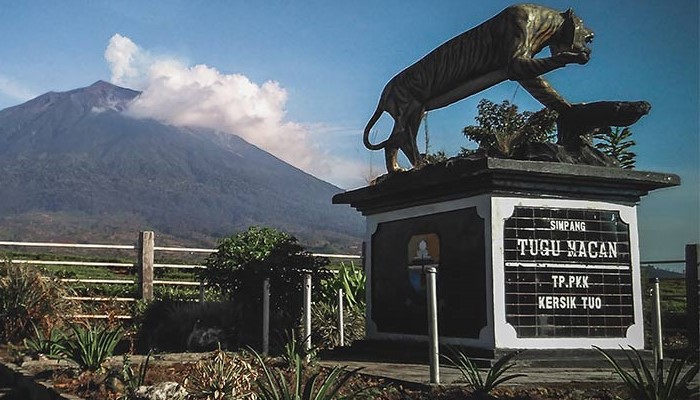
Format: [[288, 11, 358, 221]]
[[384, 145, 401, 173], [383, 123, 404, 173], [398, 105, 426, 169]]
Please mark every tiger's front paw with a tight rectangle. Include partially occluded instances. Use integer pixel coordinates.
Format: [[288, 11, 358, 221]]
[[556, 51, 590, 65]]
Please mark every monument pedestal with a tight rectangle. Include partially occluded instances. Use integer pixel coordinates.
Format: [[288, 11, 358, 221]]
[[334, 158, 679, 351]]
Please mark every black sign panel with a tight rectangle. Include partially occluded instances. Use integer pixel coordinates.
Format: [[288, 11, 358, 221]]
[[372, 208, 487, 338], [503, 207, 634, 338]]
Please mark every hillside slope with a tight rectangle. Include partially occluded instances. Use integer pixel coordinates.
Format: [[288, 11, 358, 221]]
[[0, 81, 362, 252]]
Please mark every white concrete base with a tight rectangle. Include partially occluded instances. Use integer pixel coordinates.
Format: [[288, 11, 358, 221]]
[[364, 194, 644, 350]]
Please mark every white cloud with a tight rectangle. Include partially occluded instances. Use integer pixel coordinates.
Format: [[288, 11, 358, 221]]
[[104, 34, 364, 188], [0, 74, 36, 102]]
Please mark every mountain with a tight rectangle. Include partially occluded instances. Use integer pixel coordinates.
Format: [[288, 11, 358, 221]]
[[0, 81, 363, 252]]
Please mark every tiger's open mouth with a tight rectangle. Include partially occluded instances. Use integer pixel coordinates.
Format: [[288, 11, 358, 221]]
[[579, 31, 594, 54]]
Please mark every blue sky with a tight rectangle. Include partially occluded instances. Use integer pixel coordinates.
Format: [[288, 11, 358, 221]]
[[0, 1, 697, 263]]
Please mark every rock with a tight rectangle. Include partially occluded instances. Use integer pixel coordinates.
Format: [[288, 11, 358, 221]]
[[133, 382, 188, 400], [556, 100, 651, 149], [104, 375, 125, 393], [511, 142, 620, 167], [186, 320, 226, 352]]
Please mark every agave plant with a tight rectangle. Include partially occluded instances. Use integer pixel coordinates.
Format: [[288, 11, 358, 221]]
[[0, 262, 73, 343], [279, 330, 317, 369], [23, 323, 65, 358], [184, 347, 258, 400], [120, 351, 152, 400], [594, 345, 699, 400], [311, 301, 365, 349], [318, 263, 365, 311], [442, 350, 526, 396], [54, 322, 123, 371], [253, 350, 358, 400], [337, 263, 366, 310]]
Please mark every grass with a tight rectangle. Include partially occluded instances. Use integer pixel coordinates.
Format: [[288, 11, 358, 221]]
[[657, 279, 686, 314]]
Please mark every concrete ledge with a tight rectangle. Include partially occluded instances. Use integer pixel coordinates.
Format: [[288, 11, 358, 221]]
[[0, 360, 83, 400], [333, 157, 680, 215]]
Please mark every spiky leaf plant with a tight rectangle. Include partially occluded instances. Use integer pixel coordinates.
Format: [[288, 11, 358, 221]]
[[253, 350, 359, 400], [594, 345, 699, 400], [280, 331, 317, 369], [23, 323, 65, 358], [0, 262, 73, 343], [120, 351, 152, 400], [442, 350, 526, 396], [311, 301, 364, 349], [184, 347, 258, 400], [55, 322, 123, 372]]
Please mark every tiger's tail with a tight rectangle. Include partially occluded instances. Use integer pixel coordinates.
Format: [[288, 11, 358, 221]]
[[363, 107, 389, 150]]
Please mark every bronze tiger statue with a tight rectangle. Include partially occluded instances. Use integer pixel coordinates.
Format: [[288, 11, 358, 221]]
[[364, 3, 594, 173]]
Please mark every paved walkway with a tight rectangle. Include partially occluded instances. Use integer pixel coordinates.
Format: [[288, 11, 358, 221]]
[[0, 386, 12, 398], [319, 359, 621, 386]]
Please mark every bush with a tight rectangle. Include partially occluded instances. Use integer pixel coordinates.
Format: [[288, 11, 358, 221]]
[[197, 227, 330, 340], [136, 300, 239, 353], [0, 262, 73, 343], [461, 99, 557, 156], [198, 226, 291, 296]]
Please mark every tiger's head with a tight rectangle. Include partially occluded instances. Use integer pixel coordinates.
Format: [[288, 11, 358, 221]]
[[550, 8, 594, 58]]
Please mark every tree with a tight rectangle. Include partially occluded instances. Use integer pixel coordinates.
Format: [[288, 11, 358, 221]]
[[593, 127, 636, 169], [461, 99, 557, 156], [197, 226, 329, 320], [423, 150, 449, 164]]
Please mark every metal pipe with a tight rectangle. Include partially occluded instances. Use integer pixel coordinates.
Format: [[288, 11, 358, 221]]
[[425, 266, 440, 384], [651, 278, 664, 371], [338, 288, 345, 347], [303, 273, 312, 362], [263, 278, 270, 355]]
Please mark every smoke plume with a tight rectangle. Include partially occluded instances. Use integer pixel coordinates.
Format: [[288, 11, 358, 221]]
[[105, 34, 361, 187]]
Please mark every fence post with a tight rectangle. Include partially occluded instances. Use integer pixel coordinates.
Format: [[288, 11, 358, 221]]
[[262, 278, 270, 355], [686, 244, 699, 350], [137, 231, 154, 301], [651, 278, 664, 374], [303, 273, 312, 362], [198, 281, 205, 303], [425, 266, 440, 385], [338, 288, 345, 347]]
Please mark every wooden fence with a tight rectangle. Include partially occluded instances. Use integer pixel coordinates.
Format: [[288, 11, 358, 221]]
[[0, 234, 696, 349], [0, 231, 360, 320]]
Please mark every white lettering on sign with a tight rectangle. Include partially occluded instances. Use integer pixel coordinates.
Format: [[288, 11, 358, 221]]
[[551, 274, 589, 289], [516, 239, 562, 256], [566, 240, 617, 259], [581, 296, 602, 309], [549, 220, 587, 231], [516, 239, 617, 259], [538, 296, 577, 309]]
